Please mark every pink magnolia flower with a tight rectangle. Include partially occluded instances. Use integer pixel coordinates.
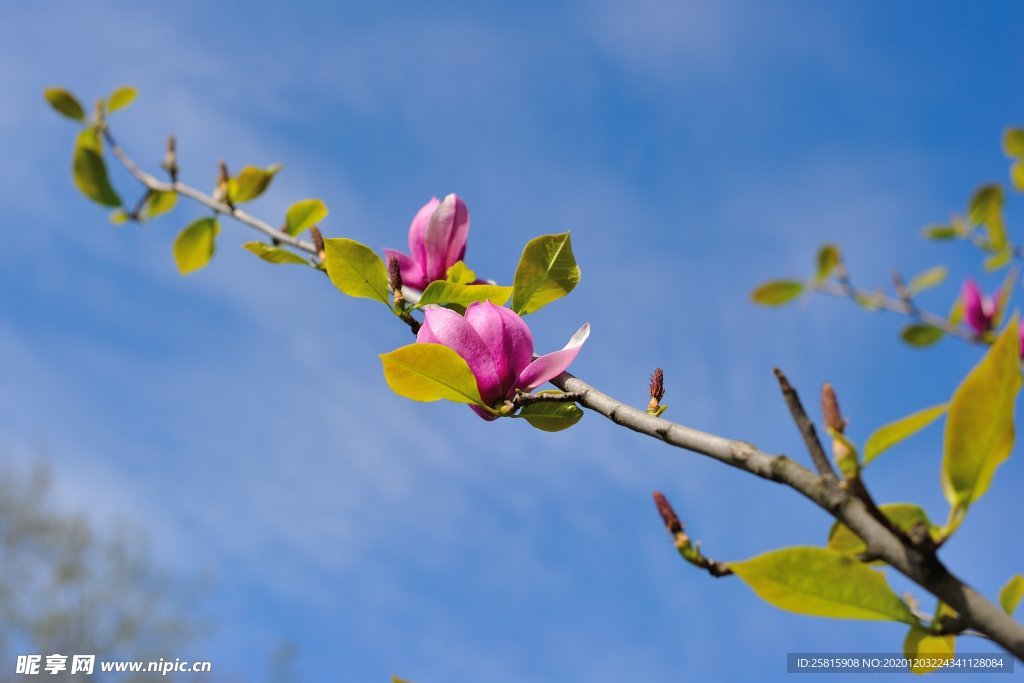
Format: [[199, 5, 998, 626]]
[[417, 301, 590, 420], [384, 194, 469, 290], [962, 279, 998, 335]]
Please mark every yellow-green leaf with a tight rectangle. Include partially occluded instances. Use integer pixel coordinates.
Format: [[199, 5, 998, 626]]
[[922, 225, 958, 241], [730, 546, 916, 624], [999, 574, 1024, 616], [109, 209, 130, 225], [901, 324, 943, 348], [142, 190, 177, 220], [968, 184, 1006, 250], [904, 626, 954, 674], [864, 403, 948, 464], [948, 296, 964, 325], [72, 133, 121, 207], [380, 343, 487, 407], [908, 266, 947, 295], [984, 247, 1012, 272], [173, 217, 219, 275], [942, 316, 1021, 512], [751, 280, 804, 306], [44, 87, 85, 121], [284, 198, 328, 236], [228, 164, 282, 203], [242, 242, 309, 265], [828, 504, 939, 556], [323, 237, 390, 304], [416, 281, 512, 308], [815, 244, 840, 282], [446, 261, 477, 285], [1011, 161, 1024, 192], [1003, 128, 1024, 158], [518, 396, 584, 432], [511, 232, 580, 315], [108, 85, 138, 112]]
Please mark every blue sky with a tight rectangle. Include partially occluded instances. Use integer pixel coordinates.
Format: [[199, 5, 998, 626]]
[[2, 1, 1023, 681]]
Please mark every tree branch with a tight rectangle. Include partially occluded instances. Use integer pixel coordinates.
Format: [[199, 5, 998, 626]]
[[104, 124, 1024, 662], [814, 281, 974, 342], [102, 129, 319, 258], [549, 370, 1024, 661]]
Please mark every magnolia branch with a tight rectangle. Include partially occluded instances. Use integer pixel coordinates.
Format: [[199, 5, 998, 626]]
[[105, 127, 1024, 662], [102, 130, 319, 258], [548, 369, 1024, 660], [814, 280, 975, 342]]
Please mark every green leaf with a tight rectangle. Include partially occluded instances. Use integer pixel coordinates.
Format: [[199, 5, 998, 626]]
[[446, 261, 477, 285], [107, 85, 137, 112], [284, 198, 328, 236], [380, 343, 488, 407], [995, 265, 1018, 327], [968, 184, 1006, 250], [517, 395, 584, 432], [72, 132, 121, 207], [323, 238, 390, 304], [908, 266, 947, 295], [730, 546, 916, 624], [142, 190, 177, 220], [511, 232, 580, 315], [815, 244, 840, 282], [984, 247, 1012, 272], [751, 280, 804, 306], [228, 164, 282, 204], [904, 627, 955, 674], [415, 281, 512, 308], [109, 209, 130, 225], [242, 242, 309, 265], [172, 217, 219, 275], [828, 504, 939, 556], [864, 403, 949, 464], [1003, 128, 1024, 158], [44, 87, 85, 121], [999, 574, 1024, 616], [942, 315, 1022, 514], [1011, 162, 1024, 192], [921, 224, 958, 241], [948, 296, 964, 325], [901, 324, 943, 348]]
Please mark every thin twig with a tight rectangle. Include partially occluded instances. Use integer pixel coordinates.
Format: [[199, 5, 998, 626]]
[[102, 128, 318, 257], [772, 368, 839, 482], [815, 281, 973, 341], [512, 391, 585, 407]]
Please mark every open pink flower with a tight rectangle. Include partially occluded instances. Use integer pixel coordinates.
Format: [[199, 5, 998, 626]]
[[962, 279, 997, 335], [384, 194, 469, 290], [417, 301, 590, 420]]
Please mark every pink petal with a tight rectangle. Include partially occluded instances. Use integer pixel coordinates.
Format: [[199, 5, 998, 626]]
[[383, 249, 427, 290], [464, 301, 534, 397], [423, 194, 460, 282], [962, 279, 989, 333], [417, 307, 503, 405], [470, 405, 500, 421], [409, 197, 440, 270], [444, 194, 470, 267], [517, 323, 590, 393]]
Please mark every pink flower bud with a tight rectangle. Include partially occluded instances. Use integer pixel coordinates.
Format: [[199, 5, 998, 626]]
[[384, 194, 470, 290]]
